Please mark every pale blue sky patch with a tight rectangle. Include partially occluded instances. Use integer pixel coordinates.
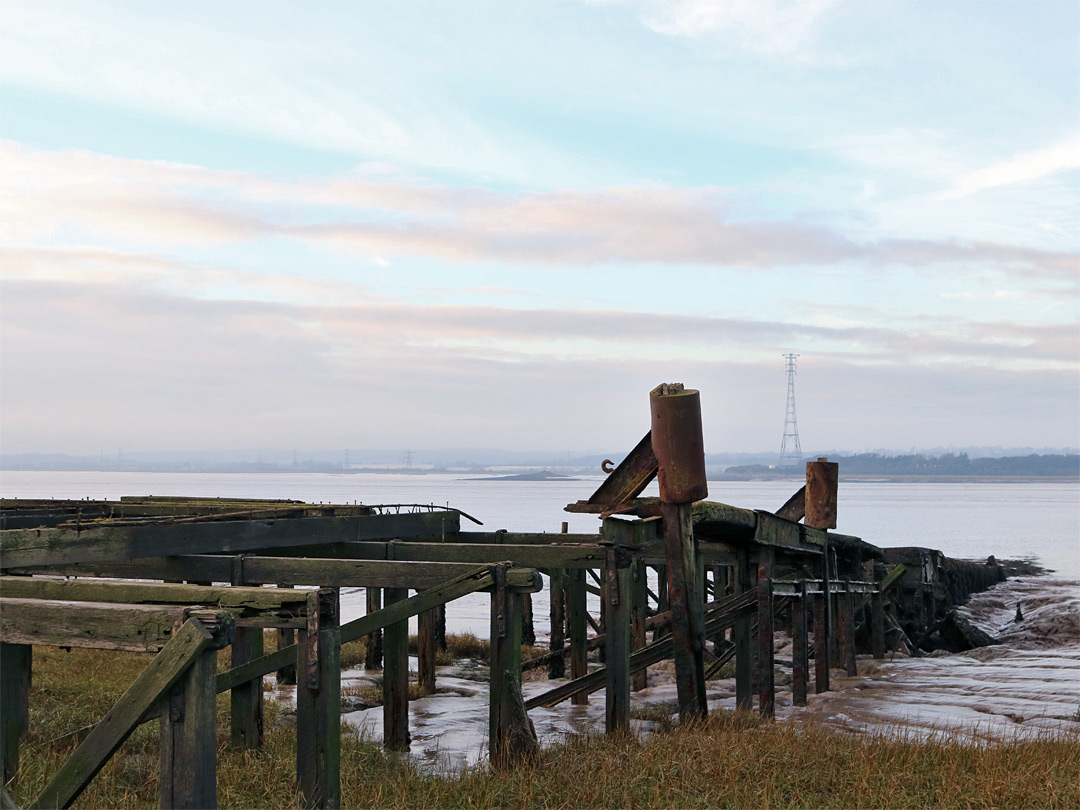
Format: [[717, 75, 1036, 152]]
[[0, 0, 1076, 456]]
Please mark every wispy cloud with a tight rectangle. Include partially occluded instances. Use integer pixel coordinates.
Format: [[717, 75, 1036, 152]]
[[4, 141, 1075, 280], [607, 0, 843, 53], [941, 132, 1080, 200]]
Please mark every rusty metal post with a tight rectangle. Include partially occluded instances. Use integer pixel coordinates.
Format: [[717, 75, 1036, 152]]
[[805, 458, 839, 530], [651, 382, 708, 722]]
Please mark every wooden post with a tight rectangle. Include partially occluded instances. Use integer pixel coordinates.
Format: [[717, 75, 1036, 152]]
[[661, 501, 708, 722], [160, 645, 219, 809], [567, 568, 588, 704], [364, 587, 383, 670], [602, 536, 631, 732], [871, 591, 886, 660], [631, 558, 648, 691], [0, 643, 30, 785], [813, 591, 830, 693], [434, 604, 447, 653], [382, 586, 410, 750], [489, 565, 538, 767], [756, 548, 775, 718], [417, 605, 437, 695], [734, 547, 753, 710], [229, 627, 264, 750], [792, 581, 808, 707], [548, 569, 566, 679], [296, 589, 341, 810], [521, 592, 535, 647], [229, 557, 263, 751], [839, 587, 858, 676]]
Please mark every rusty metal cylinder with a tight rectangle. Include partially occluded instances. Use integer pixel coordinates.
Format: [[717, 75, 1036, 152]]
[[649, 383, 708, 504]]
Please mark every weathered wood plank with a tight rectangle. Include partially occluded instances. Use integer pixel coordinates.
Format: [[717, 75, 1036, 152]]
[[32, 616, 233, 810], [296, 590, 340, 809], [813, 592, 830, 693], [1, 598, 186, 652], [383, 587, 410, 751], [757, 549, 775, 718], [548, 570, 566, 679], [417, 606, 436, 695], [662, 501, 707, 722], [489, 567, 537, 768], [791, 582, 808, 707], [604, 544, 632, 732], [160, 646, 219, 809], [734, 547, 753, 711], [567, 568, 588, 705], [0, 575, 309, 611], [229, 627, 264, 750], [565, 431, 657, 513], [1, 643, 30, 785], [1, 511, 456, 569], [775, 486, 806, 522]]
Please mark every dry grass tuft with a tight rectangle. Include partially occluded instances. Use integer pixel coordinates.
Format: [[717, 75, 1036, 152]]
[[8, 645, 1078, 809]]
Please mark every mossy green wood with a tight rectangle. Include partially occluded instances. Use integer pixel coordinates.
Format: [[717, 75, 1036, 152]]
[[0, 576, 310, 610], [297, 590, 340, 810], [31, 618, 219, 810], [159, 647, 219, 810], [0, 511, 454, 568], [0, 598, 187, 652]]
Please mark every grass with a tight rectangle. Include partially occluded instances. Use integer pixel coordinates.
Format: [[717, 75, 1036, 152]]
[[7, 643, 1079, 809]]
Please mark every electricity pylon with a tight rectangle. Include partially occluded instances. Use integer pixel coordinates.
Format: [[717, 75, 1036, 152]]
[[778, 353, 803, 470]]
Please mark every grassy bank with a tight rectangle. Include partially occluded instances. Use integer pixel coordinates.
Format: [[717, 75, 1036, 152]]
[[7, 645, 1078, 809]]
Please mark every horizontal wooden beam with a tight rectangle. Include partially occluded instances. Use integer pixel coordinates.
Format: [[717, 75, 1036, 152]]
[[0, 576, 310, 609], [6, 556, 543, 590], [0, 511, 457, 569], [0, 598, 237, 653]]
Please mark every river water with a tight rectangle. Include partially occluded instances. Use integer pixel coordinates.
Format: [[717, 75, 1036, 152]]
[[3, 471, 1077, 765]]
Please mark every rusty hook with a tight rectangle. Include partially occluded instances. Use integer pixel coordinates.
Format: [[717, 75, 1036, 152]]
[[601, 459, 614, 474]]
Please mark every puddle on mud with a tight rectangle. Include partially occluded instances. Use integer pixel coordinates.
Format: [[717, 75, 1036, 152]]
[[272, 576, 1079, 772]]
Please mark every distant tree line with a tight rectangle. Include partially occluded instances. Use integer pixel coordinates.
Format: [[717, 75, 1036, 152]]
[[727, 453, 1079, 477]]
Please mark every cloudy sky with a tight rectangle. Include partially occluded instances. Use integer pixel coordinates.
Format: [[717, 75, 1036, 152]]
[[1, 0, 1077, 458]]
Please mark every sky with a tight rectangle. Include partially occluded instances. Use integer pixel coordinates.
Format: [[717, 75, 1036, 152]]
[[1, 0, 1077, 458]]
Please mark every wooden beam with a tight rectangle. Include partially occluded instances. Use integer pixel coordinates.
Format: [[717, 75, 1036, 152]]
[[296, 590, 340, 809], [564, 431, 657, 514], [383, 587, 410, 751], [0, 643, 30, 785], [1, 598, 187, 653], [160, 643, 220, 809], [1, 511, 456, 569], [775, 486, 806, 522]]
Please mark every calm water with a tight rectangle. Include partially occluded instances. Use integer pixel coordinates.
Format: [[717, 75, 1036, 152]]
[[4, 470, 1077, 763], [3, 471, 1077, 634]]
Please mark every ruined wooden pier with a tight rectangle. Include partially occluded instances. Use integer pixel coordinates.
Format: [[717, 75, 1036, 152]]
[[0, 384, 1005, 809]]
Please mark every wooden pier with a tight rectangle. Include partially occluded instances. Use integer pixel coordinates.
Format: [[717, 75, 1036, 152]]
[[0, 385, 1006, 809]]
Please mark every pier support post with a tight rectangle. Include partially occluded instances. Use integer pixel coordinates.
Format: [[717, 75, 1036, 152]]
[[229, 627, 264, 750], [756, 548, 775, 718], [870, 591, 886, 660], [364, 588, 383, 670], [601, 533, 632, 732], [382, 586, 410, 751], [734, 547, 753, 710], [567, 569, 588, 704], [548, 569, 566, 679], [489, 565, 537, 768], [296, 589, 341, 810], [631, 558, 649, 691], [521, 592, 535, 647], [0, 642, 31, 785], [839, 588, 858, 676], [813, 591, 830, 693], [417, 605, 437, 695], [792, 581, 808, 707], [160, 645, 220, 809]]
